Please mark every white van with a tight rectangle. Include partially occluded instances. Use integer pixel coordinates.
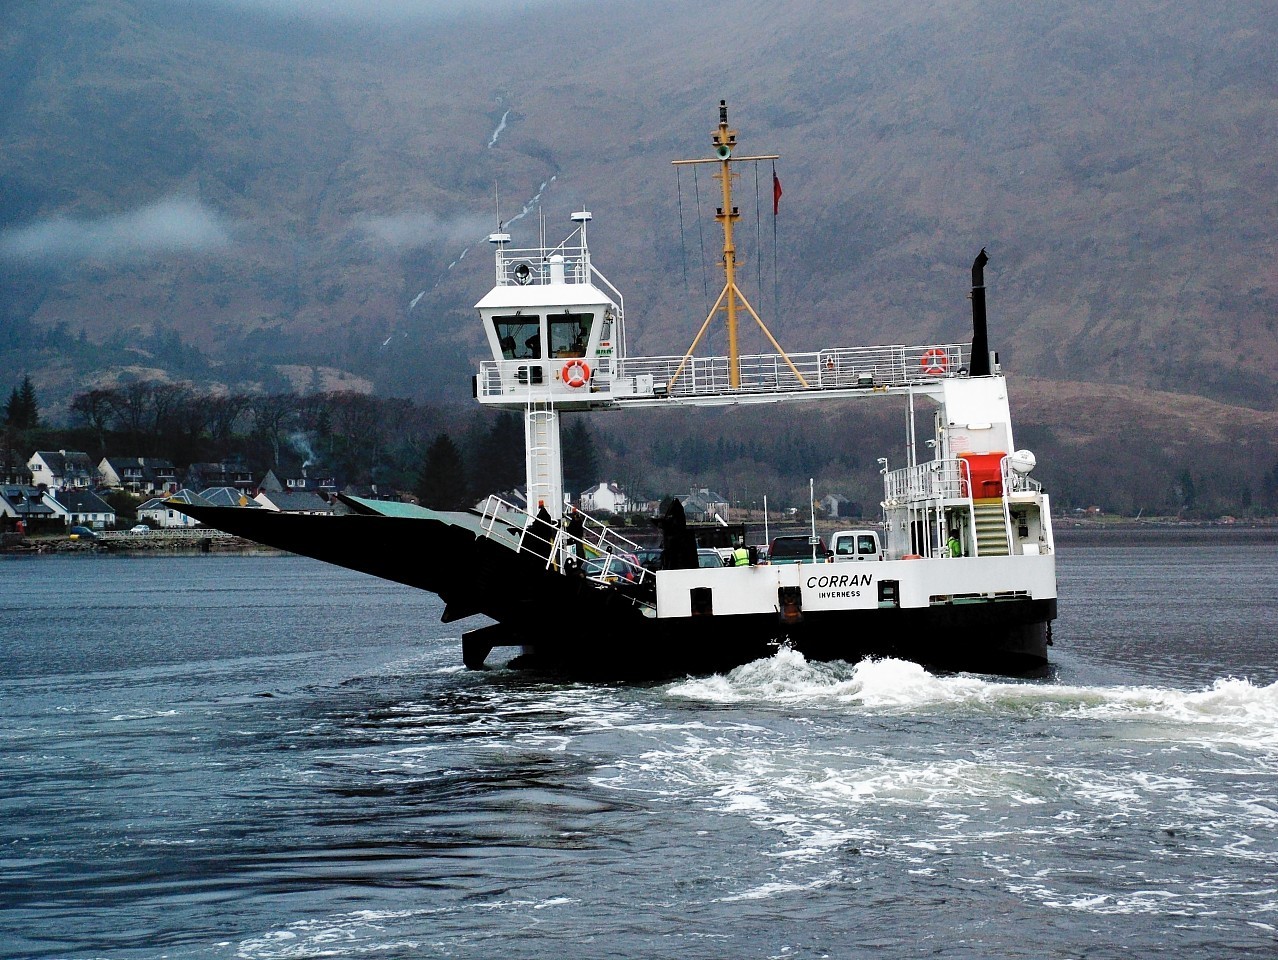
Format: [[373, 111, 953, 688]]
[[830, 529, 882, 561]]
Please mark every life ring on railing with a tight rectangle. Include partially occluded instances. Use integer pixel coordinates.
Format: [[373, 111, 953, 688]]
[[921, 348, 948, 375], [562, 359, 591, 388]]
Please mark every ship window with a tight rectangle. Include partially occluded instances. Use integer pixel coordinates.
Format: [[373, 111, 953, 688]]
[[493, 315, 541, 359], [548, 312, 592, 358], [857, 535, 877, 555]]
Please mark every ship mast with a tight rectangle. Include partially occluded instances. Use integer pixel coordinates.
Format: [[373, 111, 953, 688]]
[[672, 100, 807, 389]]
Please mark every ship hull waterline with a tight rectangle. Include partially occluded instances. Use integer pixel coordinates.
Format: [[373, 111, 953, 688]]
[[179, 503, 1053, 679]]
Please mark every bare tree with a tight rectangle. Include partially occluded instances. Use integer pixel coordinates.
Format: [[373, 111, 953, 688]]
[[250, 393, 300, 468], [69, 388, 118, 451]]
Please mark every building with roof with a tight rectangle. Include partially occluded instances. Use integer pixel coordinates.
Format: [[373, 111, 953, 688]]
[[137, 489, 211, 528], [253, 489, 334, 513], [679, 487, 730, 522], [50, 489, 117, 530], [0, 485, 58, 533], [28, 450, 95, 491], [188, 461, 256, 494], [198, 486, 260, 508], [98, 457, 179, 495], [1, 450, 31, 486], [579, 482, 632, 515]]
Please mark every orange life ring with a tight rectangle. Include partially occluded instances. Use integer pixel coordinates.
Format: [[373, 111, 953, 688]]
[[562, 359, 590, 388], [921, 348, 948, 375]]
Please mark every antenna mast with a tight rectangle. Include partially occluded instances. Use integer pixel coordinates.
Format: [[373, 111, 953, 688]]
[[671, 100, 806, 389]]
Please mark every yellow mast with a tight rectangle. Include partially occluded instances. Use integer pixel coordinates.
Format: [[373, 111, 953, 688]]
[[671, 100, 807, 390]]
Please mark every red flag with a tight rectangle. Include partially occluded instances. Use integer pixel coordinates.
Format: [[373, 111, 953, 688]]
[[772, 173, 783, 216]]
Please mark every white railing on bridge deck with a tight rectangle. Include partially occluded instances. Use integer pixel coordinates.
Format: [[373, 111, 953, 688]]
[[883, 458, 973, 504], [478, 495, 652, 587], [618, 343, 966, 397], [476, 343, 967, 401], [495, 242, 592, 287]]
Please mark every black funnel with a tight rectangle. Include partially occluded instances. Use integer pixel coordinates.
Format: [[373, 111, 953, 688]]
[[969, 248, 990, 376]]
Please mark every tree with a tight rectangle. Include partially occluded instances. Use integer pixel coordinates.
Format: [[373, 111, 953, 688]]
[[3, 376, 39, 430], [250, 393, 300, 468], [416, 433, 469, 509], [470, 412, 524, 496], [70, 388, 116, 450], [562, 416, 599, 500]]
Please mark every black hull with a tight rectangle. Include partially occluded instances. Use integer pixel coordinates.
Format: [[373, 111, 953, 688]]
[[179, 504, 1053, 679]]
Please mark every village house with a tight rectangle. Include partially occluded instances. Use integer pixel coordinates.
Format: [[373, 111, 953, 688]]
[[198, 486, 261, 508], [680, 487, 730, 522], [137, 489, 209, 528], [253, 489, 334, 513], [187, 460, 256, 494], [28, 450, 95, 491], [259, 469, 336, 495], [1, 450, 31, 486], [579, 482, 632, 515], [0, 485, 58, 533], [50, 488, 117, 530], [98, 457, 179, 495]]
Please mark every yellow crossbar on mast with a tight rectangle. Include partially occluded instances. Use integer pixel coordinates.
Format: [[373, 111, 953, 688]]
[[671, 100, 807, 390]]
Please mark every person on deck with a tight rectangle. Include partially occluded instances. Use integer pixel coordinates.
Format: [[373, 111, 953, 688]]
[[947, 530, 963, 558]]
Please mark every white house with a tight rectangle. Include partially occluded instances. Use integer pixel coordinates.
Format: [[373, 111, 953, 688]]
[[579, 482, 632, 515], [50, 489, 117, 530], [28, 450, 95, 491], [98, 457, 179, 495], [137, 489, 209, 528]]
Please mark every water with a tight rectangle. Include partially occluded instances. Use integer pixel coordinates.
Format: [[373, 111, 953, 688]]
[[1, 536, 1276, 958]]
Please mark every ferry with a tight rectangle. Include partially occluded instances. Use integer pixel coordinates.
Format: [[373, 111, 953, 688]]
[[177, 102, 1057, 677]]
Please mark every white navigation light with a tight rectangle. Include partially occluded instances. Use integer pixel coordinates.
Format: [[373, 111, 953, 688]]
[[1008, 449, 1037, 474]]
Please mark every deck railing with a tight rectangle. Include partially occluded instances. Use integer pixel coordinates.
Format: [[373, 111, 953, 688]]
[[477, 343, 968, 401], [478, 495, 652, 587], [883, 458, 972, 504]]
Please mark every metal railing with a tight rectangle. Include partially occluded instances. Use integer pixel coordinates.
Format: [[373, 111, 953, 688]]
[[883, 458, 973, 504], [478, 495, 652, 587], [618, 343, 966, 398], [496, 242, 592, 286], [1002, 457, 1043, 495], [477, 343, 967, 402]]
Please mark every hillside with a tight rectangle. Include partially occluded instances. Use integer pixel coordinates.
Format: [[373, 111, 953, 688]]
[[1, 0, 1276, 426]]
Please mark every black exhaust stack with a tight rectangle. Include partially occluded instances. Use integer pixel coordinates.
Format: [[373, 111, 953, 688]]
[[969, 248, 990, 377]]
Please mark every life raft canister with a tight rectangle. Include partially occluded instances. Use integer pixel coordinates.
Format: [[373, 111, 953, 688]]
[[921, 348, 948, 375], [562, 359, 591, 388]]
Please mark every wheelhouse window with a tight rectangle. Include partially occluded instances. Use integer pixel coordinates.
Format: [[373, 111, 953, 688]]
[[493, 315, 541, 359], [548, 312, 593, 358]]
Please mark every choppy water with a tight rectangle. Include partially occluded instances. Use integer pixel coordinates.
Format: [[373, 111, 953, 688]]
[[1, 534, 1276, 958]]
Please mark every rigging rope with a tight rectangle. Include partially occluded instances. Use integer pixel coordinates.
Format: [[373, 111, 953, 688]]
[[772, 160, 780, 321], [754, 162, 763, 322]]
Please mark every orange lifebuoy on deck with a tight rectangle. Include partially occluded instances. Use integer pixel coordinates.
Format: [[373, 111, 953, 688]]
[[562, 359, 591, 388], [921, 348, 948, 375]]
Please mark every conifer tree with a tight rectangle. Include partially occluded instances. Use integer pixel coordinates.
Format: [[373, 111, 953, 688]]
[[3, 376, 39, 430], [416, 433, 469, 510], [562, 417, 600, 501]]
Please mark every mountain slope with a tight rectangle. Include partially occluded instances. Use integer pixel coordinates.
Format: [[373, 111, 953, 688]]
[[1, 0, 1276, 417]]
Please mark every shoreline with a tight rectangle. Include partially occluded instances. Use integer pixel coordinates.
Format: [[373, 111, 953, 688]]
[[5, 518, 1277, 556]]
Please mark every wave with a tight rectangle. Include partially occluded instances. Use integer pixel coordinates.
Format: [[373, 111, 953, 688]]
[[667, 649, 1278, 739]]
